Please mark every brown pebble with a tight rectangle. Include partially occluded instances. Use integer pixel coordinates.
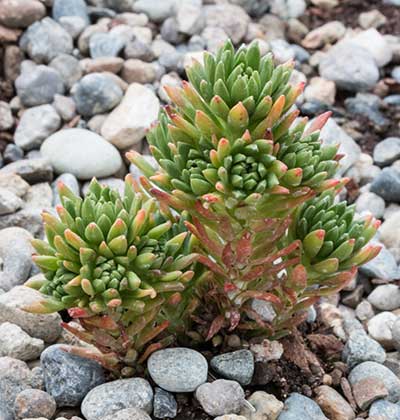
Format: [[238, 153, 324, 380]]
[[314, 385, 355, 420], [341, 377, 358, 411], [352, 377, 388, 410]]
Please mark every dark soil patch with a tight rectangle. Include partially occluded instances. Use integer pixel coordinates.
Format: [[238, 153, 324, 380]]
[[303, 0, 400, 35]]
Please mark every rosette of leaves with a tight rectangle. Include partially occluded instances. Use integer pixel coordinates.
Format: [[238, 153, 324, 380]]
[[128, 40, 380, 341], [293, 190, 381, 286], [25, 176, 198, 373]]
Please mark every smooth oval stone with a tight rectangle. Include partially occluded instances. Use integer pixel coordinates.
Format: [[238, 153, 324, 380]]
[[148, 347, 208, 392]]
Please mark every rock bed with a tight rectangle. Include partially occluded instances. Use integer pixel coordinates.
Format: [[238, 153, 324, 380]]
[[1, 0, 400, 419]]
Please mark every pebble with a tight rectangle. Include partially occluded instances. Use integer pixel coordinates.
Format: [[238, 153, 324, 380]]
[[349, 361, 400, 403], [319, 41, 379, 92], [374, 137, 400, 167], [80, 57, 124, 74], [176, 2, 205, 36], [371, 167, 400, 203], [0, 173, 28, 198], [355, 192, 385, 219], [270, 0, 306, 19], [0, 357, 34, 416], [148, 347, 208, 393], [100, 408, 152, 420], [121, 59, 157, 84], [52, 0, 89, 25], [41, 344, 105, 407], [240, 391, 284, 420], [0, 286, 62, 343], [360, 244, 400, 281], [0, 0, 46, 28], [302, 21, 346, 49], [14, 389, 57, 419], [0, 322, 44, 361], [320, 118, 361, 175], [71, 73, 123, 117], [369, 400, 400, 419], [277, 393, 328, 420], [133, 0, 175, 23], [81, 378, 153, 419], [203, 4, 250, 45], [0, 101, 14, 131], [210, 350, 254, 386], [2, 144, 23, 164], [314, 385, 355, 420], [195, 380, 245, 416], [89, 33, 125, 58], [41, 128, 122, 180], [250, 339, 284, 363], [368, 312, 397, 349], [14, 105, 61, 151], [101, 83, 159, 149], [359, 10, 387, 29], [15, 65, 64, 107], [368, 284, 400, 311], [49, 54, 82, 90], [52, 94, 76, 121], [0, 188, 23, 216], [352, 377, 388, 410], [59, 15, 87, 39], [304, 77, 336, 105], [355, 301, 375, 322], [348, 29, 392, 68], [270, 39, 295, 64], [19, 17, 73, 63], [342, 330, 386, 368], [153, 388, 177, 419], [0, 228, 33, 291]]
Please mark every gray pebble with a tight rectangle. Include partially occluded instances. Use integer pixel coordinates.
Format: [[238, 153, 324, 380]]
[[153, 388, 177, 419], [14, 388, 56, 419], [210, 350, 254, 386], [374, 137, 400, 167], [277, 393, 328, 420]]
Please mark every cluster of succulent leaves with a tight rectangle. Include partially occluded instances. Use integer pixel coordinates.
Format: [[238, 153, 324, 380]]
[[28, 40, 381, 373]]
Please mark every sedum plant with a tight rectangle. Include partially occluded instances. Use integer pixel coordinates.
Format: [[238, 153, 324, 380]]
[[128, 40, 381, 339], [26, 176, 198, 374]]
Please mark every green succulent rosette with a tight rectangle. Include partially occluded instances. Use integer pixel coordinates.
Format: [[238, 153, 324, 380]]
[[27, 175, 198, 315]]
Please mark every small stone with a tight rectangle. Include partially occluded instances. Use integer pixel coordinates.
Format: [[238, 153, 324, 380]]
[[372, 167, 400, 204], [0, 101, 14, 131], [314, 385, 355, 420], [270, 0, 306, 19], [15, 65, 64, 107], [203, 4, 250, 45], [148, 347, 207, 393], [133, 0, 175, 23], [250, 299, 276, 322], [374, 137, 400, 167], [355, 301, 375, 322], [278, 393, 328, 420], [0, 188, 23, 216], [355, 192, 385, 219], [41, 344, 105, 407], [153, 388, 177, 419], [319, 41, 379, 92], [41, 128, 122, 180], [368, 284, 400, 311], [302, 21, 346, 49], [196, 380, 245, 416], [14, 105, 61, 151], [0, 286, 62, 343], [78, 22, 108, 55], [52, 94, 76, 121], [19, 17, 73, 63], [59, 15, 87, 39], [250, 339, 284, 362], [4, 45, 24, 82], [349, 361, 400, 403], [101, 83, 159, 149], [176, 2, 204, 36], [0, 0, 46, 28], [270, 39, 295, 64], [100, 408, 151, 420], [359, 10, 387, 29], [124, 39, 154, 61], [80, 57, 124, 74], [368, 312, 397, 349], [49, 54, 82, 90], [52, 0, 89, 24], [352, 377, 388, 410], [369, 400, 400, 419], [240, 391, 284, 420], [210, 350, 254, 386], [0, 174, 28, 198], [81, 378, 153, 419], [71, 73, 123, 117], [304, 77, 336, 105], [360, 243, 400, 280], [14, 389, 56, 419], [348, 29, 392, 68], [121, 59, 157, 84], [0, 322, 44, 361], [342, 330, 386, 368], [89, 32, 125, 58]]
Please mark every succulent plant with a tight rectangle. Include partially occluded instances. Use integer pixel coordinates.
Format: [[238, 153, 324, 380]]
[[26, 176, 198, 373], [129, 40, 380, 340]]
